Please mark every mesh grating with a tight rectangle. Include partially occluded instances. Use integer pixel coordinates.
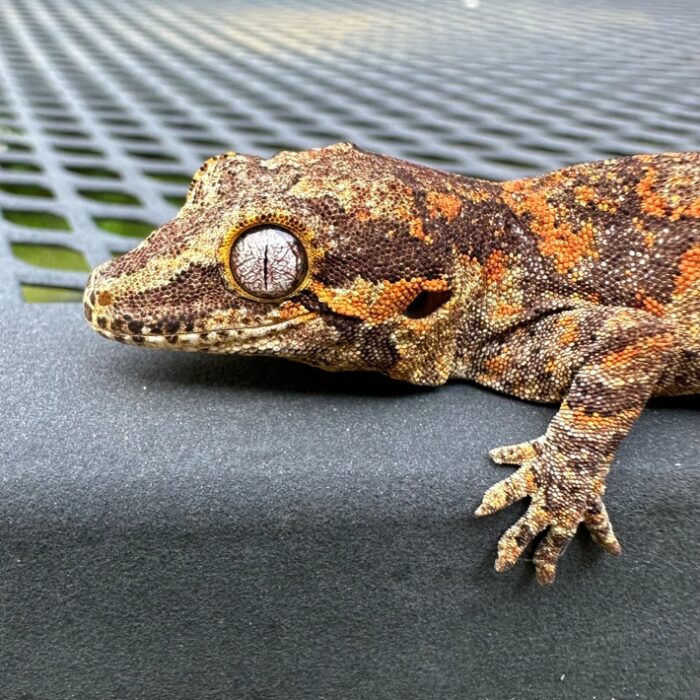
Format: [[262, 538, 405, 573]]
[[1, 0, 699, 305]]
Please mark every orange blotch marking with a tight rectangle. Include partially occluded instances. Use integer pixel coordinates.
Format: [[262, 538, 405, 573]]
[[573, 181, 619, 213], [311, 277, 448, 324], [544, 357, 559, 374], [503, 180, 525, 194], [484, 348, 512, 376], [567, 406, 637, 432], [503, 181, 598, 275], [596, 199, 618, 213], [483, 249, 509, 285], [465, 188, 492, 204], [494, 301, 522, 319], [672, 196, 700, 220], [536, 212, 598, 276], [600, 334, 674, 373], [426, 191, 462, 221], [674, 243, 700, 296], [635, 293, 666, 317], [574, 185, 596, 205], [636, 169, 670, 218], [458, 253, 479, 267], [409, 218, 428, 241], [557, 315, 579, 345], [278, 300, 309, 320], [686, 197, 700, 217]]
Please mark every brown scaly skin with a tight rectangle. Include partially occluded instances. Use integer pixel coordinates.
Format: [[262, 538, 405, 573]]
[[84, 143, 700, 585]]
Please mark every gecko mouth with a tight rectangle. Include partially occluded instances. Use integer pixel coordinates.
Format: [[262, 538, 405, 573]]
[[86, 308, 319, 352]]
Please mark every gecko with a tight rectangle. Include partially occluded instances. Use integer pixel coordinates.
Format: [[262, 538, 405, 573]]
[[83, 143, 700, 584]]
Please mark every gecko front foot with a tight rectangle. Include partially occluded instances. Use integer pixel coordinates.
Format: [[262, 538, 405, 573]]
[[475, 437, 622, 585]]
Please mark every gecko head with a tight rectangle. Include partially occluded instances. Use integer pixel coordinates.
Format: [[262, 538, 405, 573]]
[[84, 143, 475, 384]]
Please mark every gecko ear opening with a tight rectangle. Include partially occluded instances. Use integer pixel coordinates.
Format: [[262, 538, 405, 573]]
[[403, 289, 452, 319]]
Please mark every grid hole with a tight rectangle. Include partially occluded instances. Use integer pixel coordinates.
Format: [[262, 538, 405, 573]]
[[65, 165, 121, 179], [2, 209, 71, 230], [0, 160, 43, 173], [93, 217, 155, 237], [143, 171, 191, 184], [480, 155, 543, 171], [35, 111, 79, 123], [5, 142, 33, 153], [78, 189, 141, 205], [11, 242, 89, 271], [399, 150, 463, 167], [54, 144, 104, 156], [100, 117, 142, 127], [0, 125, 25, 136], [111, 132, 161, 143], [21, 283, 84, 303], [251, 140, 299, 153], [163, 194, 186, 207], [515, 141, 572, 156], [0, 182, 54, 198], [183, 138, 229, 149], [43, 128, 89, 139], [126, 149, 179, 162]]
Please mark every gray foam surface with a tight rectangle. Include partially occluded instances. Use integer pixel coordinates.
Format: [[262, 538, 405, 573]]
[[1, 305, 698, 699]]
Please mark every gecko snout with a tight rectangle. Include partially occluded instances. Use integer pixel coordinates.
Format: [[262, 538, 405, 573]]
[[83, 263, 120, 329]]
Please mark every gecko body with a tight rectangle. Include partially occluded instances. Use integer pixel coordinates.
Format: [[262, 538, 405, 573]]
[[84, 143, 699, 584]]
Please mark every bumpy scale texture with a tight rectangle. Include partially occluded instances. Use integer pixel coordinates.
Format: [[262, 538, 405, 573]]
[[84, 143, 700, 584]]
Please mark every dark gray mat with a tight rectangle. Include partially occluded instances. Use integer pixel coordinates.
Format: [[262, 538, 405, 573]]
[[1, 305, 697, 699]]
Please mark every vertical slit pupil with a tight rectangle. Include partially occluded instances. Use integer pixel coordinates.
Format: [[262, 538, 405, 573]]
[[230, 225, 308, 299], [263, 244, 269, 290]]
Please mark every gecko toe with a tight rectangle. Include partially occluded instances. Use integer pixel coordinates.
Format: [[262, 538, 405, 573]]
[[489, 437, 544, 465], [494, 503, 549, 572], [533, 526, 575, 585], [475, 463, 535, 516], [584, 500, 622, 555]]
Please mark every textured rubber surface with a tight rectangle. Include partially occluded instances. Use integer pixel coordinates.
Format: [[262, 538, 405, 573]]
[[0, 1, 699, 698], [1, 0, 700, 304], [1, 306, 699, 699]]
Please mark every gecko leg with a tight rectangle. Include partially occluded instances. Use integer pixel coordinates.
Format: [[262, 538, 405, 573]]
[[475, 309, 674, 584]]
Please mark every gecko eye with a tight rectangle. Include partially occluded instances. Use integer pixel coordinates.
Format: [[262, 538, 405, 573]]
[[230, 225, 308, 300]]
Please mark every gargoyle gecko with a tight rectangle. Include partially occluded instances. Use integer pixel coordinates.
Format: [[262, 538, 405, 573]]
[[84, 143, 699, 584]]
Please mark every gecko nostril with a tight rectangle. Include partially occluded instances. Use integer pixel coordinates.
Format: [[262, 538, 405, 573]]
[[96, 290, 114, 307]]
